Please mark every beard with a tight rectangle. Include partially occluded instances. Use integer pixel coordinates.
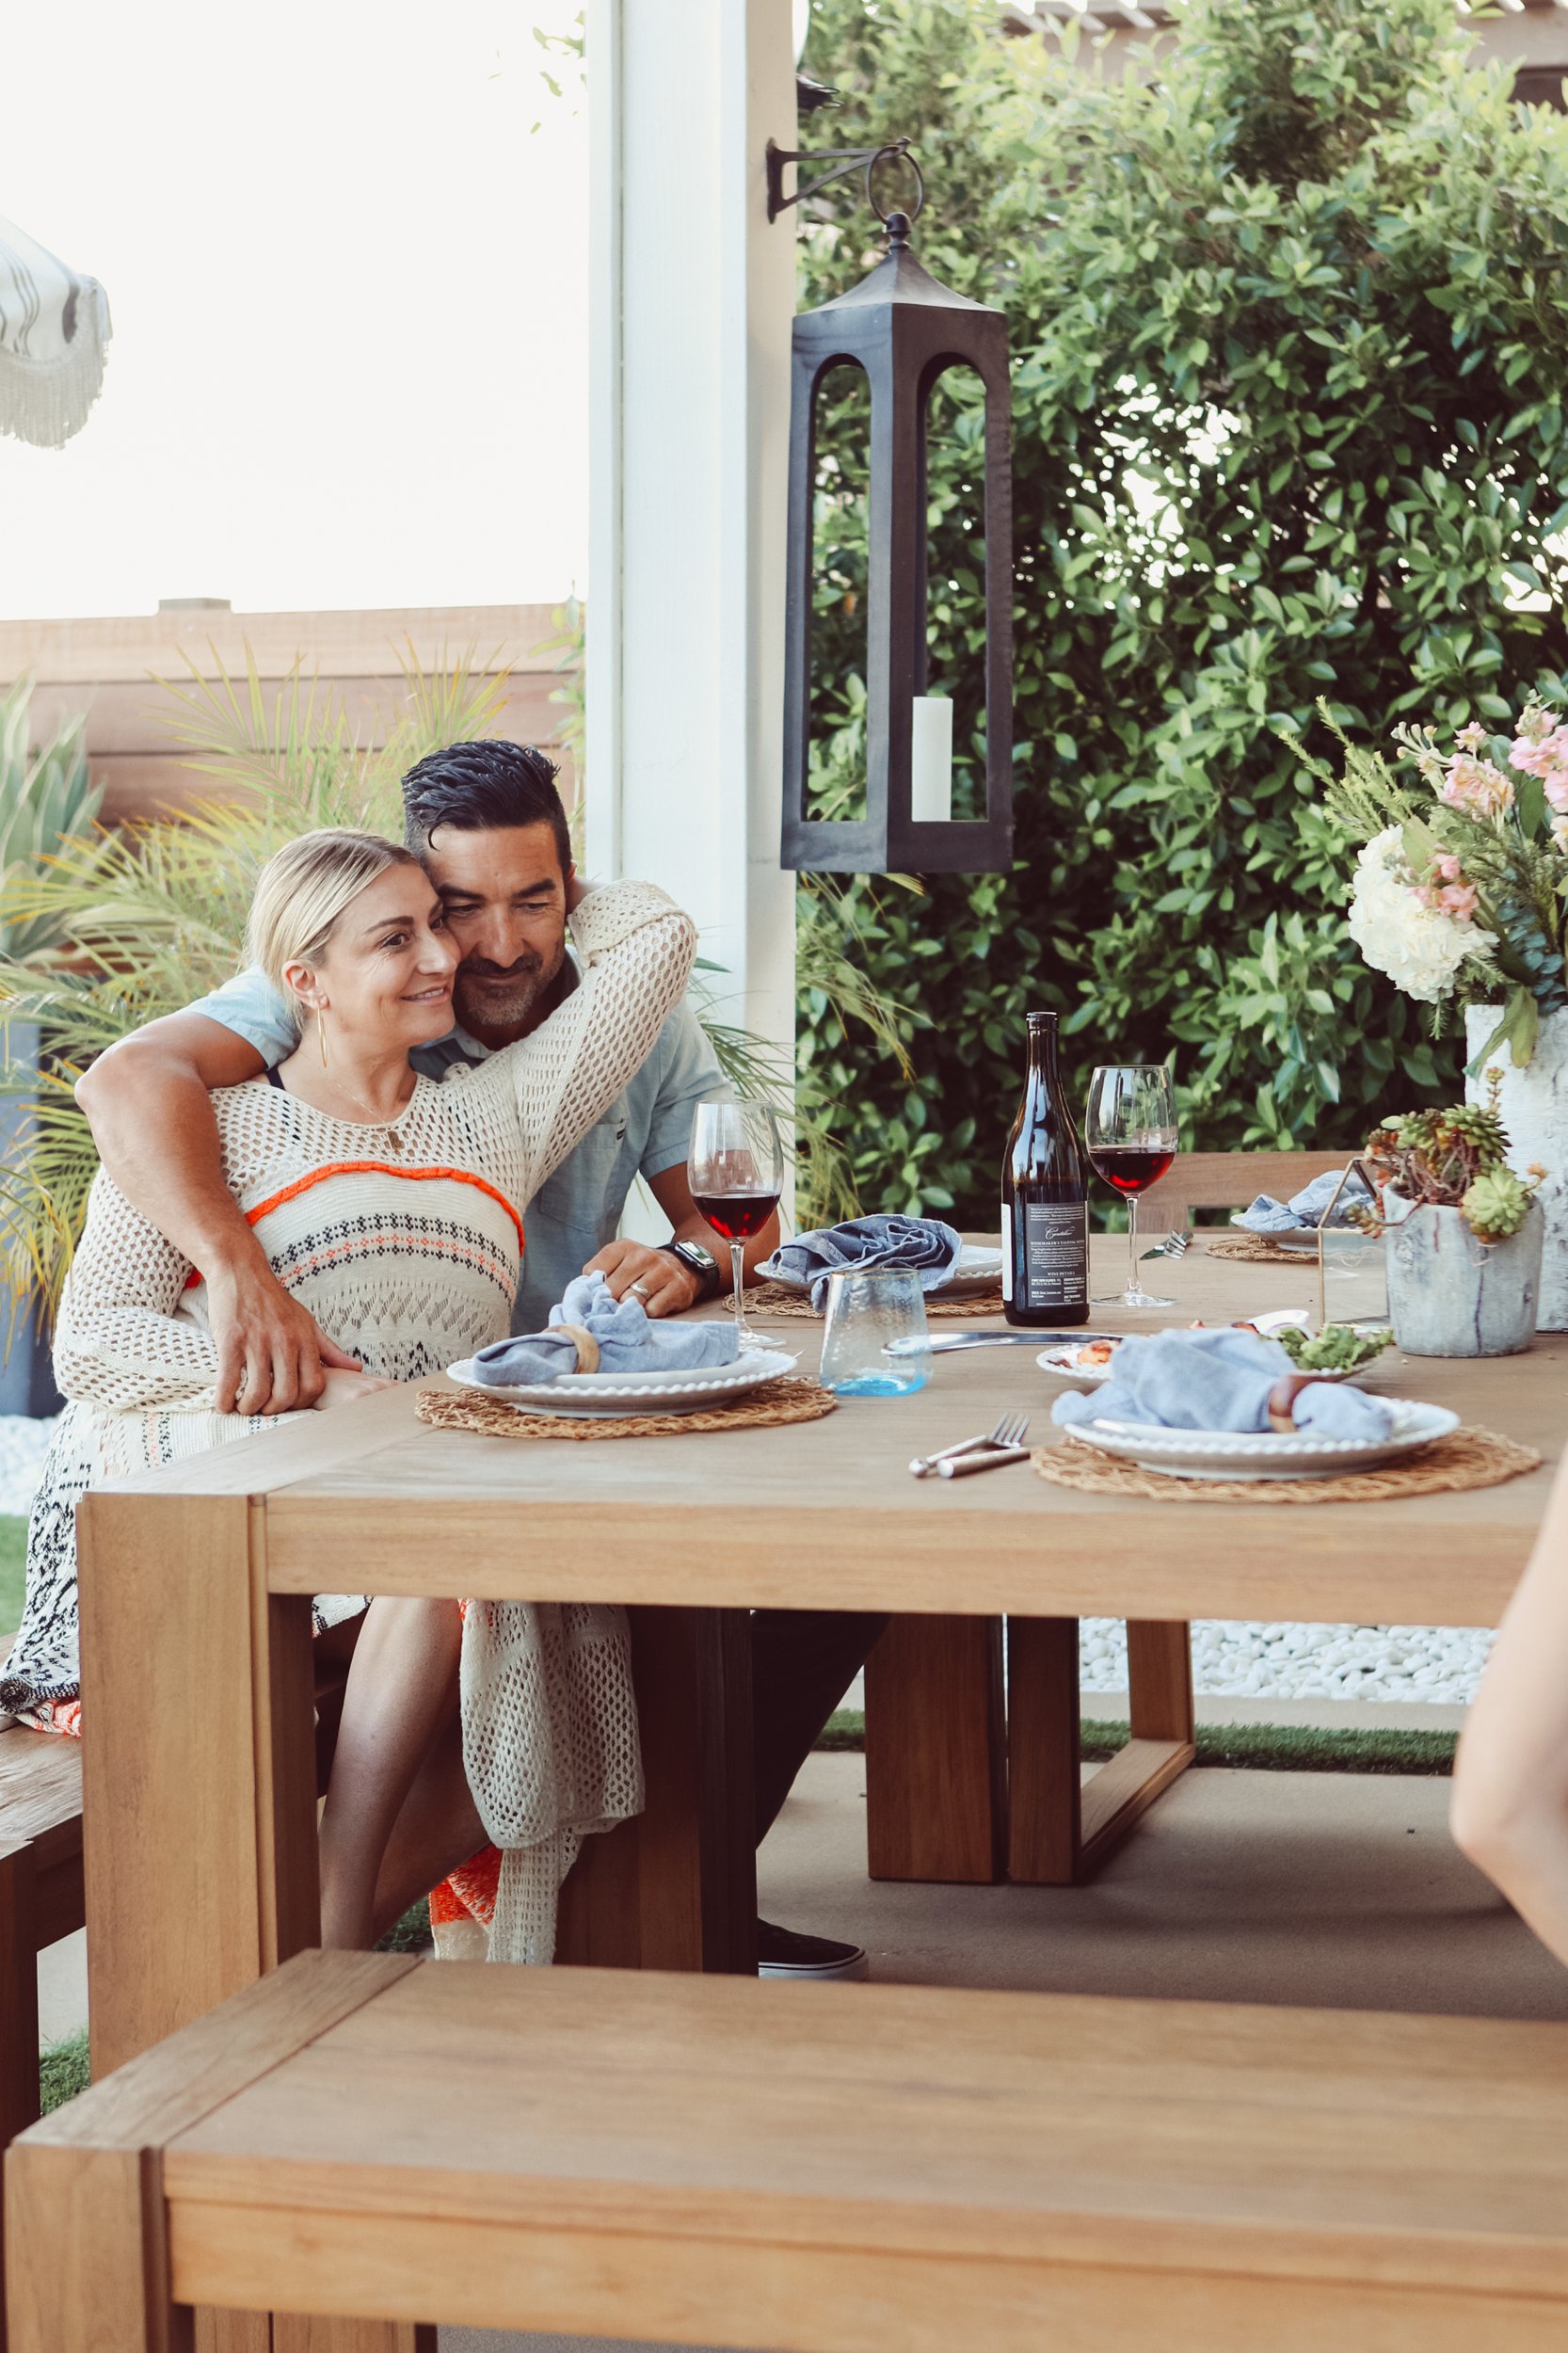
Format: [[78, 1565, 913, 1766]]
[[453, 944, 564, 1037]]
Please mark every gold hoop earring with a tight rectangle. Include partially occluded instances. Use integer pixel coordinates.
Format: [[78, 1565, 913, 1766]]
[[317, 1007, 328, 1068]]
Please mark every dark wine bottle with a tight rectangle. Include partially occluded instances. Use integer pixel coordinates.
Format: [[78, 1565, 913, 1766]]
[[1002, 1009, 1090, 1327]]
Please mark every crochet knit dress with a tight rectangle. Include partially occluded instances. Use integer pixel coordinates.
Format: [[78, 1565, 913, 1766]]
[[0, 880, 696, 1963]]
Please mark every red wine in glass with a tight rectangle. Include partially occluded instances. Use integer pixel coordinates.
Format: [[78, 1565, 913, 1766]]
[[688, 1097, 785, 1348], [691, 1190, 781, 1242], [1085, 1064, 1179, 1309], [1087, 1145, 1176, 1197]]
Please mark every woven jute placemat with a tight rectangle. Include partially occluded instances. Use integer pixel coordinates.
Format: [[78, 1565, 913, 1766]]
[[417, 1375, 837, 1442], [749, 1278, 1005, 1321], [1031, 1424, 1540, 1505], [1202, 1231, 1320, 1264]]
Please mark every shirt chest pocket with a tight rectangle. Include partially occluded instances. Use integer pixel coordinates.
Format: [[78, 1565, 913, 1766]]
[[533, 1106, 637, 1244]]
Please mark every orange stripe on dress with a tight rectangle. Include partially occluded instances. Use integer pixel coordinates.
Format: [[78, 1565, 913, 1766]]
[[244, 1161, 526, 1248]]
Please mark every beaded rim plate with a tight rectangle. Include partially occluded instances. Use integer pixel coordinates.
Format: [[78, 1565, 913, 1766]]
[[761, 1242, 1004, 1300], [445, 1348, 799, 1417], [1063, 1400, 1459, 1481]]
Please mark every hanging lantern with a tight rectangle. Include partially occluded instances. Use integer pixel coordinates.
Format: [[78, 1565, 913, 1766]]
[[775, 149, 1013, 874]]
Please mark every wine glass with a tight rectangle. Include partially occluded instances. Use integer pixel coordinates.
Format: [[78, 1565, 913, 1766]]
[[688, 1097, 784, 1350], [1085, 1064, 1179, 1309]]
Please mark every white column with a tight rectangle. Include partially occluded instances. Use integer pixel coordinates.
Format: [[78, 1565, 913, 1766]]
[[585, 0, 798, 1077]]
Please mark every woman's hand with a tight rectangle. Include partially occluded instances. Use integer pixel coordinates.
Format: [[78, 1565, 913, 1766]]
[[312, 1368, 399, 1411]]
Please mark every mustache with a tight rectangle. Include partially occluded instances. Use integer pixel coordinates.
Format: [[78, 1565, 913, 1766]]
[[461, 952, 544, 981]]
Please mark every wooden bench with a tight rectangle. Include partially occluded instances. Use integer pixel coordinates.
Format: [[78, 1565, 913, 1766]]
[[9, 1950, 1568, 2353], [0, 1725, 85, 2353]]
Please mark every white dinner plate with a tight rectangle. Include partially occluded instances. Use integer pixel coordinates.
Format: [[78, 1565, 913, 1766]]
[[445, 1348, 798, 1418], [1036, 1321, 1396, 1388], [763, 1243, 1003, 1300], [1062, 1400, 1457, 1481], [1036, 1339, 1125, 1385]]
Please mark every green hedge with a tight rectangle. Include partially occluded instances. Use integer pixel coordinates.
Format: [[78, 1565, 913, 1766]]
[[796, 0, 1568, 1221]]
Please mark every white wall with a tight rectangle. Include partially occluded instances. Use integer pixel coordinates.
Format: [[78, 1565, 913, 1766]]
[[585, 0, 798, 1077]]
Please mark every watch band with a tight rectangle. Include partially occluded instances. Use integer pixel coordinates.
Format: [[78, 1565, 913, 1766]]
[[662, 1241, 724, 1303]]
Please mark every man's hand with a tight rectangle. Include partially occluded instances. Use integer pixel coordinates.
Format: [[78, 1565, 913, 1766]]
[[207, 1258, 363, 1415], [312, 1367, 399, 1412], [584, 1238, 700, 1319]]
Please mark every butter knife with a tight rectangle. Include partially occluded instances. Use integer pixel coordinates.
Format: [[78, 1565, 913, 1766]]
[[886, 1332, 1119, 1356], [936, 1445, 1032, 1478]]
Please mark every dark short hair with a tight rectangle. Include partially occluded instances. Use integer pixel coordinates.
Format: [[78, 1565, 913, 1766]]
[[400, 740, 571, 878]]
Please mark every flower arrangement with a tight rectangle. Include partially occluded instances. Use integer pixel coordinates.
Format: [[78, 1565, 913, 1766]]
[[1358, 1070, 1544, 1243], [1311, 696, 1568, 1065]]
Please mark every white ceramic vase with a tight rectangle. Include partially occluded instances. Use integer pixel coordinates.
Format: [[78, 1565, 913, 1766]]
[[1464, 1004, 1568, 1332]]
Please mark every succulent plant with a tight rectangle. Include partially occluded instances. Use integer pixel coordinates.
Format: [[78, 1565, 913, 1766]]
[[1460, 1164, 1538, 1244], [1361, 1068, 1544, 1242]]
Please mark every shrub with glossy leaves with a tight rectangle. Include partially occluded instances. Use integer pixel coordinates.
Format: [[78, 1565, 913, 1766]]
[[796, 0, 1568, 1219]]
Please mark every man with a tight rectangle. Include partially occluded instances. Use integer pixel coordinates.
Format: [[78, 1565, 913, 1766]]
[[76, 740, 884, 1979]]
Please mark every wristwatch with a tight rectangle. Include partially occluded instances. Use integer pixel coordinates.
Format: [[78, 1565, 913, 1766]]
[[661, 1240, 724, 1303]]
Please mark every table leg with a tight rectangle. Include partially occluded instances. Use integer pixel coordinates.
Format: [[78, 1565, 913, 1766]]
[[78, 1499, 419, 2353], [556, 1606, 756, 1972], [863, 1617, 1006, 1882], [79, 1495, 317, 2077], [1006, 1618, 1196, 1885]]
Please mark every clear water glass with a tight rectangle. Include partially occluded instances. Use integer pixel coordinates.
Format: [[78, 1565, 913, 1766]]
[[818, 1267, 930, 1396]]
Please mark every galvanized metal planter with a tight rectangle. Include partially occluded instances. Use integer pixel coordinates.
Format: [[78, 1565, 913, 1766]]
[[1384, 1195, 1543, 1358]]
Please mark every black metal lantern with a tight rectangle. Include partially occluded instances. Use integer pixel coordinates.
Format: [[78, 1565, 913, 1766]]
[[776, 158, 1013, 874]]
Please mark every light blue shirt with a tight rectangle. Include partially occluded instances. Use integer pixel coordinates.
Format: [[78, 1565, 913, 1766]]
[[186, 965, 728, 1332]]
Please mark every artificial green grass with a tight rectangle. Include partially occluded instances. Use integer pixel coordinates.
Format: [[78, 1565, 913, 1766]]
[[40, 2028, 90, 2114], [377, 1897, 433, 1953], [818, 1707, 1458, 1777], [0, 1513, 28, 1641]]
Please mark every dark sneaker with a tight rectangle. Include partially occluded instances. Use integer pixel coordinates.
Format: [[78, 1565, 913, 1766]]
[[756, 1917, 869, 1981]]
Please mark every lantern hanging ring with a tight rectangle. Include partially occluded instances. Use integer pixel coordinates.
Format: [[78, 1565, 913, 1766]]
[[765, 135, 921, 227], [865, 142, 924, 229]]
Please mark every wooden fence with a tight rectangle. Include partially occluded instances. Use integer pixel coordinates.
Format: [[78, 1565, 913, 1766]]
[[0, 601, 578, 824]]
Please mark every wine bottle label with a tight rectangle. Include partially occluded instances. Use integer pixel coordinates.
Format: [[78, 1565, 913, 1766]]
[[1020, 1202, 1088, 1307]]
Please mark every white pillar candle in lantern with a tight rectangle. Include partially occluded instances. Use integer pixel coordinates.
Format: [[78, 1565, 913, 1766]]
[[910, 694, 953, 824]]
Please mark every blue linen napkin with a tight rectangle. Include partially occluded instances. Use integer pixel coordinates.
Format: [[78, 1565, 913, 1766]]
[[1049, 1327, 1392, 1440], [469, 1270, 740, 1387], [760, 1214, 964, 1313], [1238, 1167, 1373, 1235]]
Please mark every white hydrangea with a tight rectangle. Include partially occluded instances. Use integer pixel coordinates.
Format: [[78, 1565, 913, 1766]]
[[1347, 826, 1494, 1004]]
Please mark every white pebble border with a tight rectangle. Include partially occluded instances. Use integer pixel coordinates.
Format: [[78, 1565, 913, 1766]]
[[0, 1417, 1493, 1702], [1078, 1616, 1490, 1706]]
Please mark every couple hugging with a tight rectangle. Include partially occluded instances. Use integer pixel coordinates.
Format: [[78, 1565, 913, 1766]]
[[0, 741, 883, 1977]]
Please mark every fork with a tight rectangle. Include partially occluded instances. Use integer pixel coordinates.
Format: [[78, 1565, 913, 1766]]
[[909, 1409, 1031, 1479], [1140, 1229, 1191, 1262]]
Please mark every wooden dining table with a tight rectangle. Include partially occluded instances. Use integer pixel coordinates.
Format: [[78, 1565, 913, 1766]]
[[77, 1238, 1561, 2081]]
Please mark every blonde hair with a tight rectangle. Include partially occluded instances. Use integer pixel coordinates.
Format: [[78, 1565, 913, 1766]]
[[245, 828, 421, 1006]]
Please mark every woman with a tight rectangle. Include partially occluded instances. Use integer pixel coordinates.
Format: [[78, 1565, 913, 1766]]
[[1451, 1445, 1568, 1969], [0, 827, 696, 1961]]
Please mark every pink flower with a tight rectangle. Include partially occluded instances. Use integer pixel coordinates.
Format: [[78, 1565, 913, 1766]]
[[1544, 767, 1568, 814], [1510, 722, 1568, 779], [1456, 723, 1488, 753], [1440, 754, 1513, 818], [1433, 853, 1464, 883], [1437, 882, 1480, 920]]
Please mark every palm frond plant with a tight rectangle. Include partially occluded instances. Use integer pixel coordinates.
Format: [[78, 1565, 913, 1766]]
[[0, 649, 512, 1322], [0, 642, 927, 1322]]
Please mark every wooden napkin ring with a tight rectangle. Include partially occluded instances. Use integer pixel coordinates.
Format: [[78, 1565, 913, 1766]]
[[553, 1323, 600, 1375]]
